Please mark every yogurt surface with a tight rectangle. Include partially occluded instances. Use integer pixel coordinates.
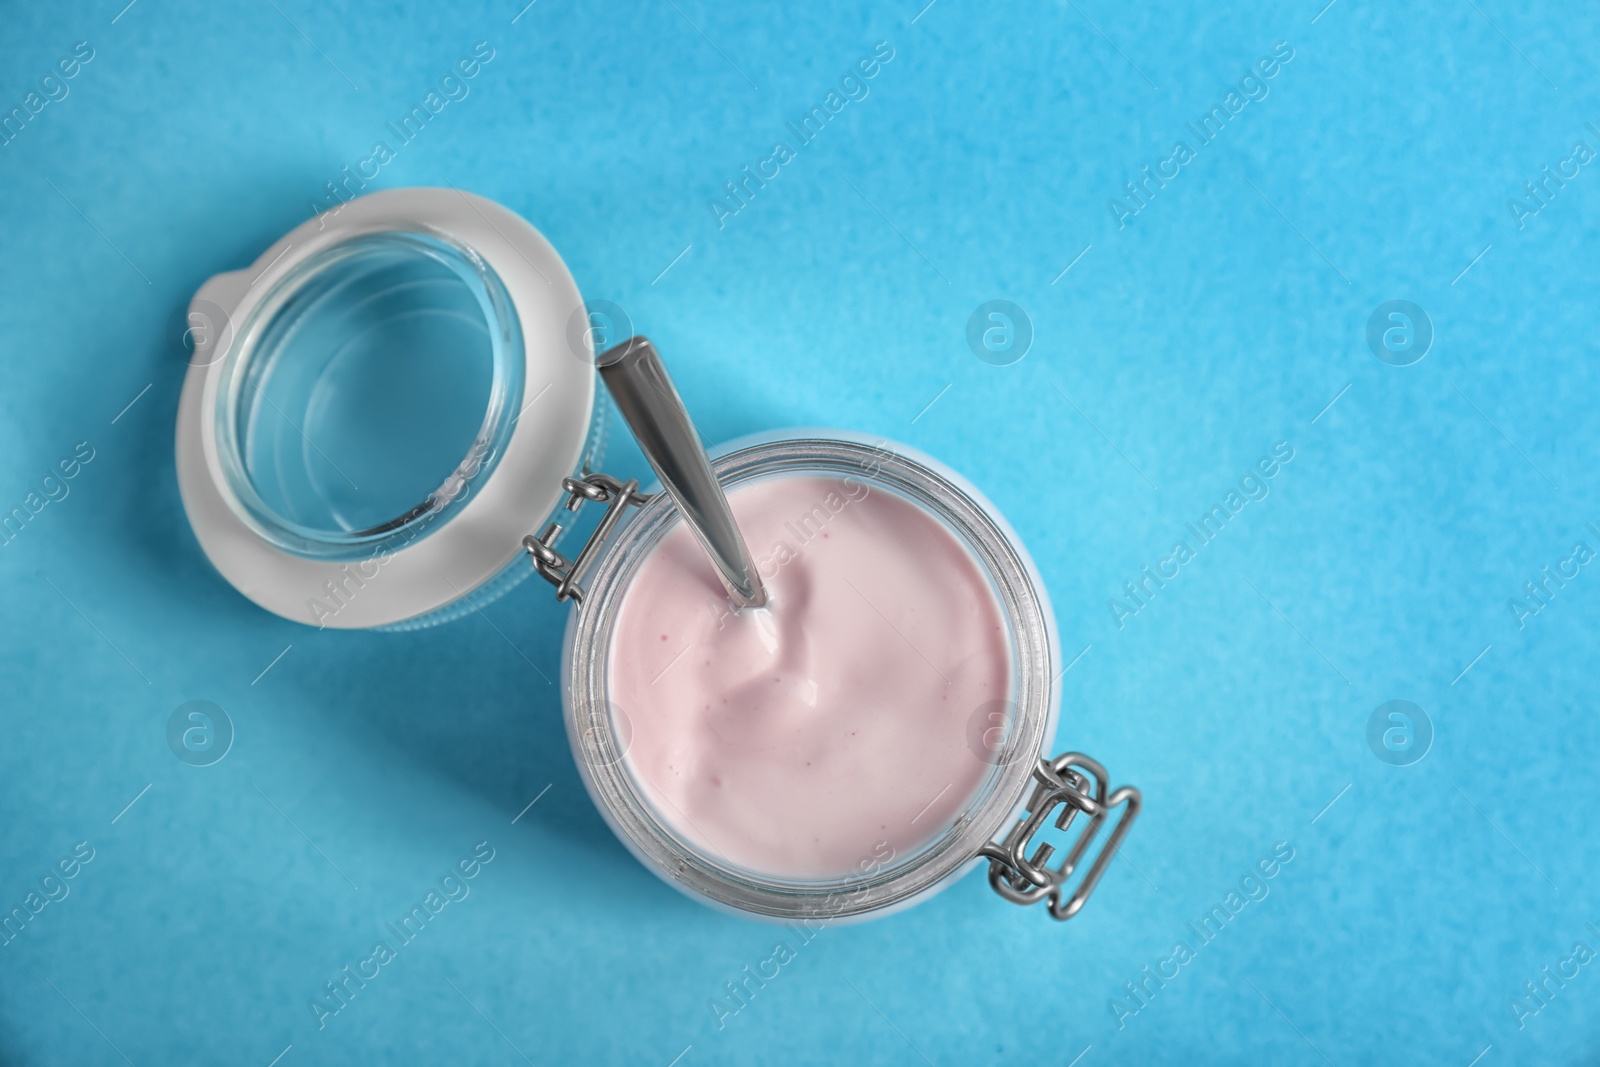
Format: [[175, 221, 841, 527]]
[[608, 473, 1011, 878]]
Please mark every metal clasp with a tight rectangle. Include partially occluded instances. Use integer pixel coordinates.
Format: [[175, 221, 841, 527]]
[[524, 473, 653, 604], [978, 752, 1140, 922]]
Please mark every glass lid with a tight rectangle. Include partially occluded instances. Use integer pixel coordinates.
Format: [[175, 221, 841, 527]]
[[175, 188, 599, 630]]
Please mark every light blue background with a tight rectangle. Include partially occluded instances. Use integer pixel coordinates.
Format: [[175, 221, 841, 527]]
[[2, 1, 1598, 1064]]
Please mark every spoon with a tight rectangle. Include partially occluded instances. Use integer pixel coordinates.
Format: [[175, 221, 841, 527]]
[[596, 336, 769, 610]]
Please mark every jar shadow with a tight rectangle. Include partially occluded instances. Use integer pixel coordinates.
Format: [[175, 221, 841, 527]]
[[319, 590, 628, 859], [101, 373, 624, 863]]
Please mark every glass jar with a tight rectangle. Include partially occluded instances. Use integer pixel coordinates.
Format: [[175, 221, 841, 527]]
[[560, 431, 1139, 921], [175, 187, 1139, 924]]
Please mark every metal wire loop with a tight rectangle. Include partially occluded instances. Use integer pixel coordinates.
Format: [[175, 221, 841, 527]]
[[978, 751, 1140, 922], [524, 473, 653, 604]]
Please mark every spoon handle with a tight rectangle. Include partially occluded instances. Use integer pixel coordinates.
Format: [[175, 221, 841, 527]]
[[597, 336, 768, 610]]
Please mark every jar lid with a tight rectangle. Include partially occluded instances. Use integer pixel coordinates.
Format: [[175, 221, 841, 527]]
[[174, 188, 597, 629]]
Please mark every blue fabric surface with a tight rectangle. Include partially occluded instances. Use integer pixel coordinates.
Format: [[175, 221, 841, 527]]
[[2, 1, 1598, 1064]]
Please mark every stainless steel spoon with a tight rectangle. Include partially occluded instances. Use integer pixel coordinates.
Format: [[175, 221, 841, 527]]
[[596, 336, 768, 610]]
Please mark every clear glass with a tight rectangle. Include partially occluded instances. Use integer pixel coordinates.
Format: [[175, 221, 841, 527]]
[[564, 433, 1059, 921], [214, 230, 525, 560]]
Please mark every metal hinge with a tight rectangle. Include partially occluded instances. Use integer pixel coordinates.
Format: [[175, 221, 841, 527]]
[[978, 752, 1141, 922], [524, 473, 653, 604]]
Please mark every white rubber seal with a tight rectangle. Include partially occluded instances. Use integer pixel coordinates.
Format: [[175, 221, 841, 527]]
[[175, 188, 594, 629]]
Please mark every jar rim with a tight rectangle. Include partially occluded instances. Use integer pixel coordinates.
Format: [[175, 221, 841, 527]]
[[212, 229, 524, 559], [564, 431, 1060, 921]]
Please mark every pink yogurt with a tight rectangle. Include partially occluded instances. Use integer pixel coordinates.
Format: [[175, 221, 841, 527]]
[[607, 473, 1011, 879]]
